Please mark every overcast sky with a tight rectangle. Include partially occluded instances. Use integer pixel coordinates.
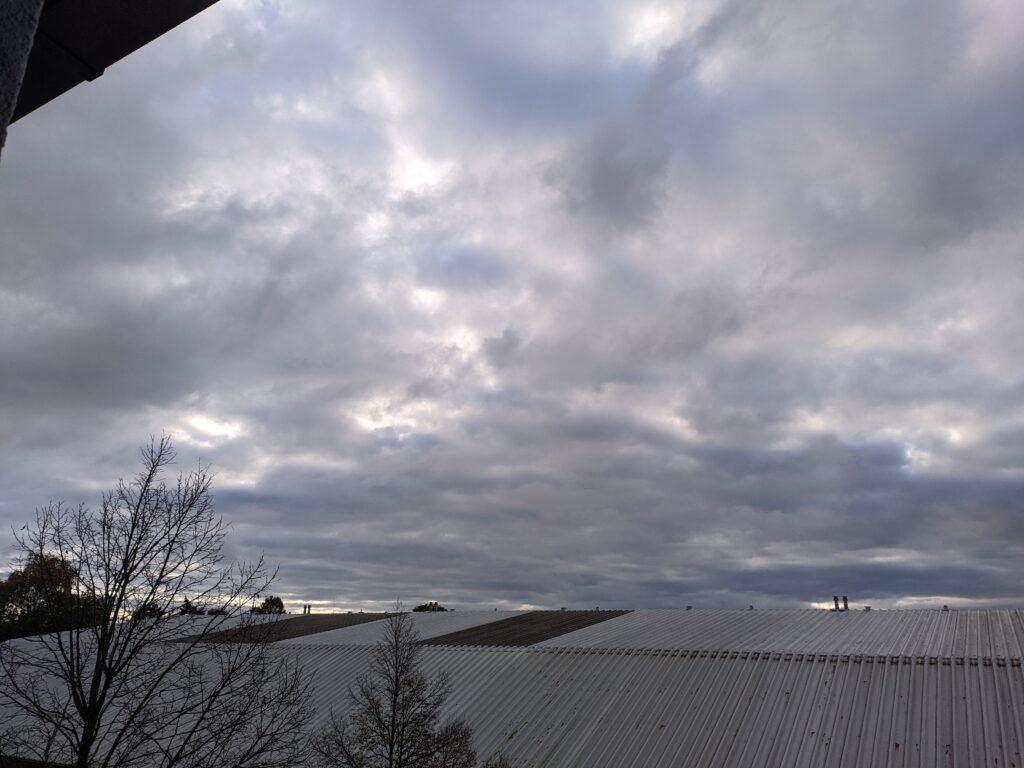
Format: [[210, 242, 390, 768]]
[[2, 0, 1023, 611]]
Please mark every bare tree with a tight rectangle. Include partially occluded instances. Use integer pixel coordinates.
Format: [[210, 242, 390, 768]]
[[313, 607, 476, 768], [0, 436, 313, 768]]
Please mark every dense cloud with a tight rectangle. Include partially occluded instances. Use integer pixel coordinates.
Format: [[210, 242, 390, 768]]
[[2, 0, 1023, 611]]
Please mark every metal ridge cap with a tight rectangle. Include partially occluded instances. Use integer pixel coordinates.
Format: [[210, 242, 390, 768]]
[[396, 643, 1024, 664]]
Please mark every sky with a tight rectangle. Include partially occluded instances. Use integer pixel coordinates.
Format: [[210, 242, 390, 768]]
[[2, 0, 1023, 612]]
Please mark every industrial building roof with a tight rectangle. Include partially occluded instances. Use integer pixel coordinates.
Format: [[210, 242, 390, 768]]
[[5, 608, 1024, 766], [196, 611, 390, 644], [536, 608, 1024, 659], [421, 609, 631, 647], [290, 638, 1024, 767], [273, 607, 1024, 659], [276, 609, 633, 647], [283, 608, 1024, 766], [278, 610, 525, 646]]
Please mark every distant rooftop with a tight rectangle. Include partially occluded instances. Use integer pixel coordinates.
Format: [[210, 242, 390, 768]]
[[421, 609, 632, 647], [263, 606, 1024, 660], [536, 607, 1024, 659]]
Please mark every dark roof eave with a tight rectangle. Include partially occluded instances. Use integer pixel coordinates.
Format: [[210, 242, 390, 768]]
[[12, 0, 220, 123]]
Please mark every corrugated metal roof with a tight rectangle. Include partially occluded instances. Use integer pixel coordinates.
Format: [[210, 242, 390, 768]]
[[5, 610, 1024, 766], [292, 643, 1024, 767], [535, 609, 1024, 659], [278, 610, 525, 646]]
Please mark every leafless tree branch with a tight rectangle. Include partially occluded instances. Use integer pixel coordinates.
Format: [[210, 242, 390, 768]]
[[0, 436, 314, 768]]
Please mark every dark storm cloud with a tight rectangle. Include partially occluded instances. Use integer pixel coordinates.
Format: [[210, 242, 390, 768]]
[[2, 0, 1023, 611]]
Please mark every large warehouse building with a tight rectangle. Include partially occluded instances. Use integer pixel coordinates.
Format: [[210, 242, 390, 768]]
[[3, 607, 1023, 766], [273, 606, 1024, 767]]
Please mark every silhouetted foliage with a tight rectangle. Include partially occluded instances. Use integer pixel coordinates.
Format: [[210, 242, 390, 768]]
[[252, 595, 286, 614], [412, 601, 448, 613], [131, 602, 165, 621], [179, 597, 205, 615], [0, 553, 101, 642]]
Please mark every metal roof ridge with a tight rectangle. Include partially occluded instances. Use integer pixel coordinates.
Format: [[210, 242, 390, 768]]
[[500, 644, 1024, 664]]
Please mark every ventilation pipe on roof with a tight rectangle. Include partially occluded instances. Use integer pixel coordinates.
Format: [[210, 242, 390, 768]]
[[686, 605, 692, 610], [943, 605, 949, 612], [842, 596, 848, 611], [833, 596, 840, 611]]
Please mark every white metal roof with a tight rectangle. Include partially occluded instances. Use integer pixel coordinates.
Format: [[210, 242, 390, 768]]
[[278, 610, 526, 646], [292, 642, 1024, 767], [6, 609, 1024, 766], [535, 608, 1024, 659]]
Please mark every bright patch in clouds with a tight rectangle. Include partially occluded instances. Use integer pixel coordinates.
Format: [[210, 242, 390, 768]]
[[389, 140, 455, 193], [179, 414, 245, 448]]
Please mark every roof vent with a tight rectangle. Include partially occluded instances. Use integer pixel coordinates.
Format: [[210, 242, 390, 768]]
[[842, 596, 848, 611], [943, 605, 949, 612], [864, 606, 871, 611], [686, 605, 692, 611]]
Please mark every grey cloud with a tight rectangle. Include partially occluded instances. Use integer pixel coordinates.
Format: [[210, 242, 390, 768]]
[[416, 246, 509, 291], [2, 0, 1023, 611], [717, 561, 1017, 603], [557, 113, 674, 229], [483, 328, 521, 369], [554, 1, 755, 229]]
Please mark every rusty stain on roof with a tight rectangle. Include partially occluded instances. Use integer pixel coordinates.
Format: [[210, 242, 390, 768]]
[[422, 610, 631, 647], [184, 612, 391, 644]]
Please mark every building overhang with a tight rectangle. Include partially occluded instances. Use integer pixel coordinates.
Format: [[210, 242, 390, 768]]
[[11, 0, 220, 123]]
